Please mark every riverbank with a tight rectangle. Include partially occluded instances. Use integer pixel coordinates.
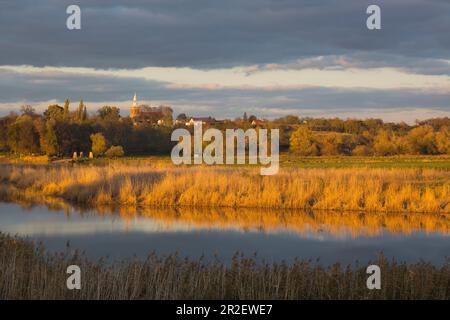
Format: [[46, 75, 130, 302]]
[[0, 233, 448, 299], [0, 162, 448, 213]]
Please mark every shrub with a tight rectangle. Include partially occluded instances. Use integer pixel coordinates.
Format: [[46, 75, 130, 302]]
[[90, 133, 108, 156], [105, 145, 124, 158]]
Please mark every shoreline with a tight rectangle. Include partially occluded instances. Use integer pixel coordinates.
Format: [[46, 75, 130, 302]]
[[0, 233, 448, 300], [0, 162, 448, 214]]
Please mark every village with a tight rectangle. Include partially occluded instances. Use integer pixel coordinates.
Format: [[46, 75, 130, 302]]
[[129, 93, 266, 127]]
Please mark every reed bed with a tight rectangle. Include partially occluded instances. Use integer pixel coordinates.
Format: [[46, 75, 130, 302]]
[[0, 163, 448, 213], [0, 233, 448, 300]]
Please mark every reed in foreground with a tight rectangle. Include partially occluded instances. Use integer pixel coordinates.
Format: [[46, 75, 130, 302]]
[[0, 234, 448, 300], [0, 163, 449, 213]]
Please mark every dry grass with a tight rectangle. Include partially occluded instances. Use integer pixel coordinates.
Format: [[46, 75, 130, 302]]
[[0, 233, 448, 300], [0, 163, 448, 213]]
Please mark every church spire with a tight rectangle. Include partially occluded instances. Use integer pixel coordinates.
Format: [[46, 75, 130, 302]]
[[133, 93, 137, 107]]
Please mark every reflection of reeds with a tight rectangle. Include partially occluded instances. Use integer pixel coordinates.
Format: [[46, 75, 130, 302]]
[[0, 233, 448, 300], [10, 200, 450, 239], [136, 207, 450, 238], [0, 163, 449, 213]]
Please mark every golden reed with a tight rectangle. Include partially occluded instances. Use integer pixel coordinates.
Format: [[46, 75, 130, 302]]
[[0, 163, 448, 213], [0, 233, 449, 299]]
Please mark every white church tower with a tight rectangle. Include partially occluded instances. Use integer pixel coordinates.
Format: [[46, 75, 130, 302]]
[[130, 93, 141, 118]]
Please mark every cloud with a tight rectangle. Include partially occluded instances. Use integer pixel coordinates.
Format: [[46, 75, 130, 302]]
[[0, 66, 449, 124], [0, 0, 449, 121], [246, 54, 450, 76], [0, 0, 449, 69], [4, 64, 450, 91]]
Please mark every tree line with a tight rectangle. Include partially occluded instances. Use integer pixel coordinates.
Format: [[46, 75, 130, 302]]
[[0, 101, 173, 157], [0, 103, 448, 157], [282, 117, 450, 156]]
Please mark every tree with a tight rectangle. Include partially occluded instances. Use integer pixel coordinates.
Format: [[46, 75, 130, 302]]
[[352, 145, 371, 156], [97, 106, 120, 121], [319, 133, 353, 155], [20, 105, 36, 116], [248, 115, 257, 123], [63, 99, 70, 120], [289, 127, 320, 156], [90, 133, 108, 156], [373, 129, 397, 156], [275, 115, 300, 125], [435, 126, 450, 154], [161, 115, 173, 126], [243, 112, 248, 122], [77, 99, 87, 122], [44, 104, 64, 120], [176, 113, 187, 121], [54, 121, 92, 156], [82, 106, 87, 122], [0, 115, 16, 151], [40, 120, 58, 156], [105, 145, 125, 158], [406, 125, 437, 154], [7, 116, 40, 154]]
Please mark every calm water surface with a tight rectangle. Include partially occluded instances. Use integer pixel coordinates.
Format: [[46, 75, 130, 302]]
[[0, 202, 448, 265]]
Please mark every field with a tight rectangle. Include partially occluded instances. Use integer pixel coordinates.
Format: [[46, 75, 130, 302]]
[[0, 233, 448, 300], [3, 153, 450, 169], [0, 155, 449, 213]]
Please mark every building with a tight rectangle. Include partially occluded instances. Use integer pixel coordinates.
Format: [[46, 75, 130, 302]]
[[185, 116, 216, 126], [129, 93, 173, 125], [251, 119, 265, 126]]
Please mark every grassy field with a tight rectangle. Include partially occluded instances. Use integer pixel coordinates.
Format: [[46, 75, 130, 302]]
[[2, 153, 450, 169], [280, 155, 450, 169], [87, 154, 450, 169], [0, 233, 448, 300], [0, 162, 449, 213]]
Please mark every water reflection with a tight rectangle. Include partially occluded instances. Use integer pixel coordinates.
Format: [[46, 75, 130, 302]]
[[0, 201, 449, 265]]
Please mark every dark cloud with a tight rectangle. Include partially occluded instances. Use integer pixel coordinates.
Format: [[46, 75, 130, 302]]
[[248, 53, 450, 76], [0, 0, 449, 68]]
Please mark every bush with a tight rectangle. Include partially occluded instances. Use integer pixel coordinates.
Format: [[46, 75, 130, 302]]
[[289, 127, 320, 156], [90, 133, 108, 156], [105, 145, 124, 158]]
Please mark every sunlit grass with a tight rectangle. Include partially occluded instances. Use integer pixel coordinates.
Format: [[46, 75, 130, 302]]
[[0, 163, 448, 213]]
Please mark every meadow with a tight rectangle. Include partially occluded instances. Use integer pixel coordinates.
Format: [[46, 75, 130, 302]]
[[0, 156, 449, 213], [0, 233, 448, 300]]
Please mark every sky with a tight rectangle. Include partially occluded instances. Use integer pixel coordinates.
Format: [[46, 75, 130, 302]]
[[0, 0, 449, 123]]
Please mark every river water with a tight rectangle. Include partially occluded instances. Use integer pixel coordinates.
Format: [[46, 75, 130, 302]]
[[0, 202, 448, 265]]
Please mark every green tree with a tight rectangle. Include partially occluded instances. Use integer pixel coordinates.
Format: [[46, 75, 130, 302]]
[[90, 132, 108, 156], [289, 127, 320, 156]]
